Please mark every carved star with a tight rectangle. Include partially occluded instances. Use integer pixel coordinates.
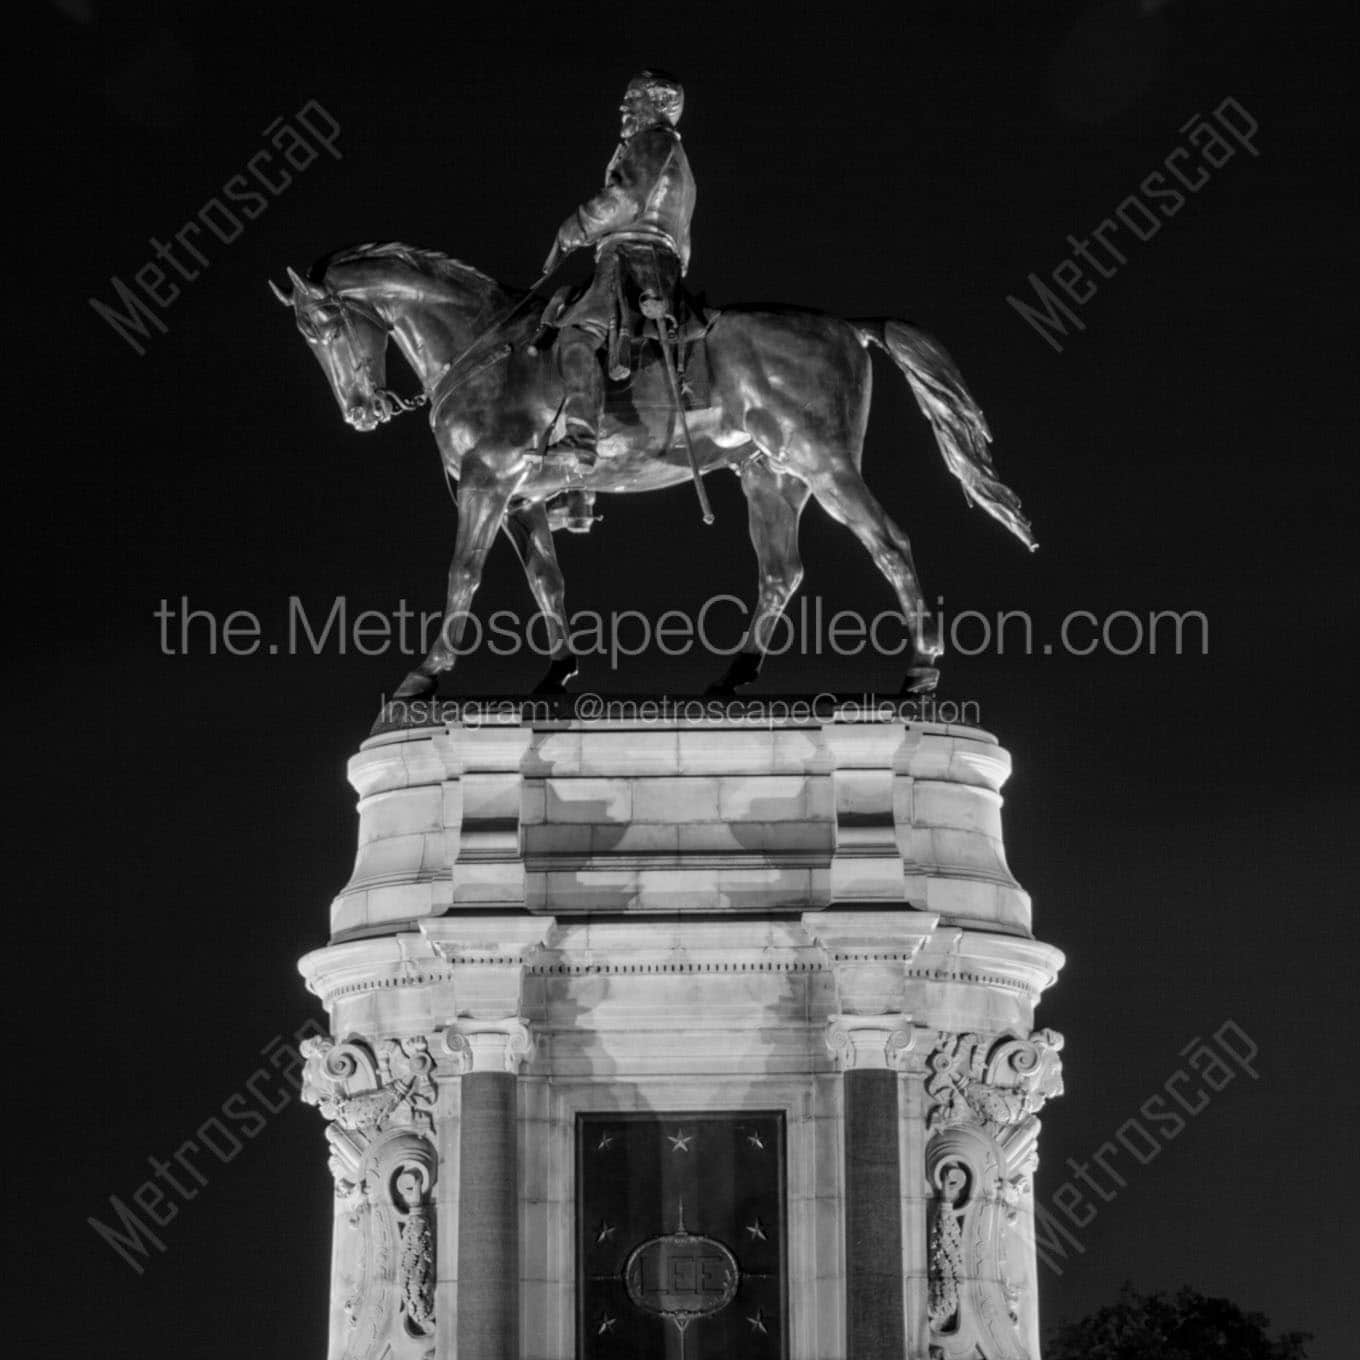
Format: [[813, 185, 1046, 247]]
[[746, 1130, 766, 1150], [667, 1129, 693, 1153], [597, 1313, 617, 1335], [747, 1307, 768, 1334], [596, 1131, 616, 1151], [594, 1220, 616, 1243], [745, 1217, 768, 1241]]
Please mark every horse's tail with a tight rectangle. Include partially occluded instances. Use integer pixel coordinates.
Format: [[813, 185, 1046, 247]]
[[852, 319, 1037, 551]]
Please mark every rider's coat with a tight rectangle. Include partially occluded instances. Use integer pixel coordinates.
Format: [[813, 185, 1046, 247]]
[[558, 125, 695, 272]]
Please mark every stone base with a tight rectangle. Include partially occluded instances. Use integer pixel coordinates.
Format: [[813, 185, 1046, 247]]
[[299, 715, 1064, 1360], [331, 706, 1032, 935]]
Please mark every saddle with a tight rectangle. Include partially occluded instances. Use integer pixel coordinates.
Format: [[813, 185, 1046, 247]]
[[530, 280, 718, 411], [530, 277, 719, 536]]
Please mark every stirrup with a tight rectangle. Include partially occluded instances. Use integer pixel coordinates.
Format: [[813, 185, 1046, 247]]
[[547, 490, 600, 534], [554, 432, 598, 464], [553, 406, 599, 452]]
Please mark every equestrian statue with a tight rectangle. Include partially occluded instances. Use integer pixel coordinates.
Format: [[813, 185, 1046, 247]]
[[272, 70, 1036, 702]]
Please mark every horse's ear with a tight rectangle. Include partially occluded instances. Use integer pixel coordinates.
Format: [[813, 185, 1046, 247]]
[[286, 265, 320, 298], [269, 277, 293, 305]]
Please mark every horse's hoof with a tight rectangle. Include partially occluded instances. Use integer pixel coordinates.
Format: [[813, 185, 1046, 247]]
[[704, 650, 762, 697], [901, 664, 940, 695], [392, 670, 438, 700], [531, 655, 579, 696]]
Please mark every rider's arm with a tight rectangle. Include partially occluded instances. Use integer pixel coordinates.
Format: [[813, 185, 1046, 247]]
[[555, 129, 675, 253]]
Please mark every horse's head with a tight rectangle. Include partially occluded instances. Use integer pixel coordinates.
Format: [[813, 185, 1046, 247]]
[[271, 266, 396, 432]]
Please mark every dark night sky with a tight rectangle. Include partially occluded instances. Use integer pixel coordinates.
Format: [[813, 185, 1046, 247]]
[[19, 1, 1357, 1356]]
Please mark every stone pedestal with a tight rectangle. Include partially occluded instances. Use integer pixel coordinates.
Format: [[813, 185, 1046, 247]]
[[299, 711, 1064, 1359]]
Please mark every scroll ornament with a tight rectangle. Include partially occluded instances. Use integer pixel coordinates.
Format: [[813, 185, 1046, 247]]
[[301, 1035, 440, 1358], [925, 1029, 1065, 1136], [923, 1029, 1064, 1360]]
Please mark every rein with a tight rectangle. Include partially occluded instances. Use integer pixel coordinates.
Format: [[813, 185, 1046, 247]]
[[423, 270, 553, 423], [332, 268, 553, 426], [329, 291, 429, 417]]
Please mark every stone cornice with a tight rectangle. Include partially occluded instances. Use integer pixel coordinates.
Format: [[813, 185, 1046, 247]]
[[298, 919, 550, 1009], [418, 916, 549, 961], [299, 915, 1064, 1011], [299, 931, 452, 1007], [914, 928, 1066, 999]]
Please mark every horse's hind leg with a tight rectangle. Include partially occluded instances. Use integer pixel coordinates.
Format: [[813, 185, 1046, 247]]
[[804, 460, 942, 691], [707, 459, 810, 695], [503, 504, 578, 694]]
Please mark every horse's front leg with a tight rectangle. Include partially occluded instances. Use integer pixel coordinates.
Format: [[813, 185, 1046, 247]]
[[392, 460, 521, 699]]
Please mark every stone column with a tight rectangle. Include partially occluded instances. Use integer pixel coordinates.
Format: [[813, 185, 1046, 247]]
[[448, 1019, 532, 1360], [896, 1042, 933, 1358], [827, 1015, 917, 1359], [812, 912, 936, 1357]]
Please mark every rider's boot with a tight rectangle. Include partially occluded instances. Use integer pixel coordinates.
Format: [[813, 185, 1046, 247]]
[[555, 327, 604, 471]]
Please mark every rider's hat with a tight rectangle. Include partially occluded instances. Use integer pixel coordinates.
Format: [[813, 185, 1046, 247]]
[[624, 69, 684, 125]]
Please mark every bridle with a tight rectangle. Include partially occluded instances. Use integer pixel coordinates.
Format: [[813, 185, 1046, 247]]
[[309, 269, 555, 427], [315, 290, 428, 419]]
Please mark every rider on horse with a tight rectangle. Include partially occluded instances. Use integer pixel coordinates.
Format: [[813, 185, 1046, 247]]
[[277, 69, 1036, 704], [542, 70, 695, 467]]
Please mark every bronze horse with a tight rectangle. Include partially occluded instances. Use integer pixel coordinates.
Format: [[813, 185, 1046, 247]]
[[273, 243, 1035, 699]]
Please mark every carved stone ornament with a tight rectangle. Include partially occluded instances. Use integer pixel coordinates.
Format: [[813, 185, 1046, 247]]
[[923, 1030, 1064, 1360], [925, 1029, 1064, 1135], [301, 1035, 440, 1360], [442, 1017, 534, 1074], [825, 1013, 924, 1071]]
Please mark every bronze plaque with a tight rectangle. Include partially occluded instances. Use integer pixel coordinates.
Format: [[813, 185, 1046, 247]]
[[577, 1112, 785, 1358]]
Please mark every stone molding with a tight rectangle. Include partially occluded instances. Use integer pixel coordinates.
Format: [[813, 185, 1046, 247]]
[[423, 918, 546, 1031], [298, 918, 1063, 1046], [529, 954, 826, 976], [298, 932, 453, 1008], [912, 928, 1065, 1003], [298, 920, 550, 1014], [806, 909, 938, 1018], [419, 915, 547, 960]]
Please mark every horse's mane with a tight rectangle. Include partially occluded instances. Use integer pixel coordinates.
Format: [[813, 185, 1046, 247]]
[[313, 241, 506, 304]]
